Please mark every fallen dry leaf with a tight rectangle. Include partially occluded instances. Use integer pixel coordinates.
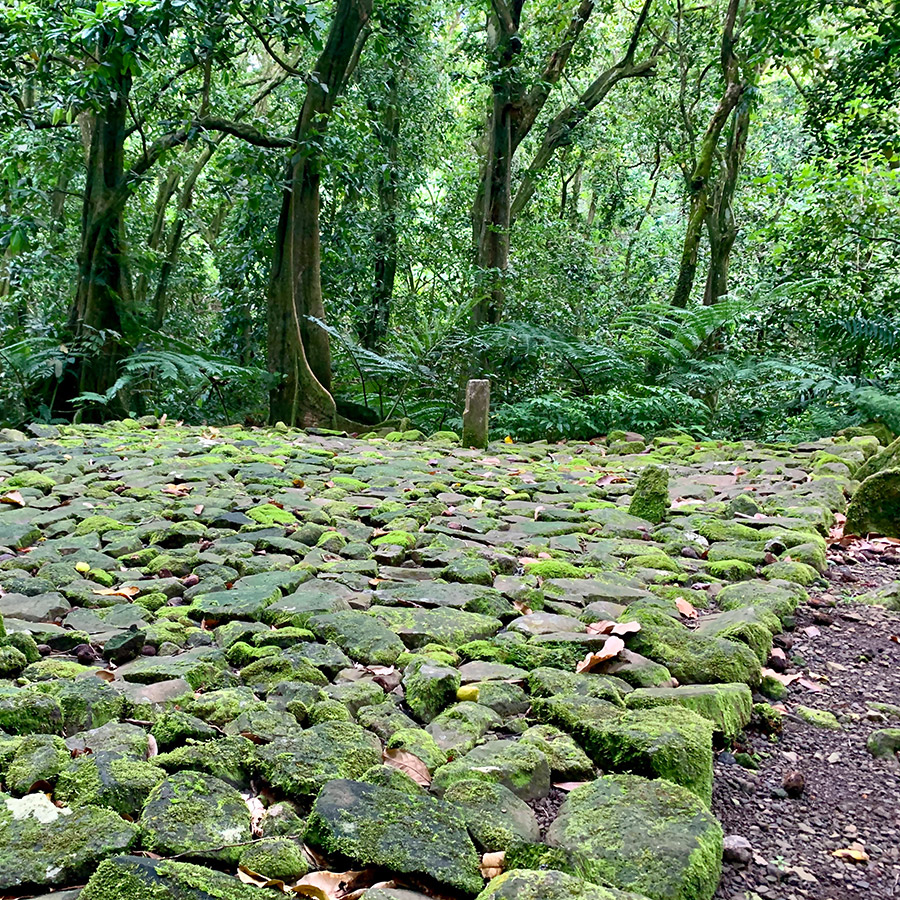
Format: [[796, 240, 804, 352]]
[[193, 504, 204, 515], [553, 781, 590, 792], [675, 597, 698, 618], [761, 667, 800, 687], [0, 491, 25, 507], [576, 636, 626, 673], [832, 847, 869, 863], [383, 748, 431, 786], [586, 620, 640, 637], [480, 850, 505, 879], [92, 585, 140, 599], [163, 483, 193, 497], [293, 870, 366, 898]]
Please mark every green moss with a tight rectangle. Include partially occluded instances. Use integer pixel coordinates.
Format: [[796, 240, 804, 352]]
[[247, 504, 296, 525], [624, 683, 753, 741], [762, 560, 819, 586], [751, 702, 783, 734], [796, 705, 842, 729], [74, 515, 131, 536], [371, 530, 418, 549], [523, 559, 582, 579], [627, 553, 682, 573], [705, 559, 756, 581], [386, 727, 448, 772], [56, 753, 165, 815], [628, 465, 669, 524], [0, 644, 27, 677], [5, 471, 56, 493], [239, 838, 308, 881], [546, 774, 723, 900], [697, 520, 761, 543]]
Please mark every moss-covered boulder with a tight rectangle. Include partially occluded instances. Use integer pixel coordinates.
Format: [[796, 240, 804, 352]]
[[628, 465, 669, 525], [308, 610, 405, 665], [155, 736, 255, 786], [57, 751, 165, 816], [0, 793, 137, 890], [238, 838, 309, 881], [306, 778, 483, 895], [845, 469, 900, 537], [621, 608, 760, 687], [139, 772, 251, 864], [403, 660, 461, 723], [371, 606, 502, 649], [254, 721, 382, 797], [624, 683, 752, 740], [81, 855, 262, 900], [477, 869, 653, 900], [854, 435, 900, 481], [546, 774, 723, 900], [427, 701, 501, 757], [432, 739, 550, 801], [5, 734, 69, 795], [532, 696, 714, 804], [444, 778, 540, 850]]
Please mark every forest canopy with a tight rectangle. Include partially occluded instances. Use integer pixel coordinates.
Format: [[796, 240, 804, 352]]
[[0, 0, 897, 442]]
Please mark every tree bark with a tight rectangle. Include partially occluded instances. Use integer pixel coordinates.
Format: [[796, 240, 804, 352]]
[[702, 94, 750, 305], [671, 0, 743, 309], [267, 0, 372, 426], [360, 72, 402, 350], [63, 72, 135, 416], [472, 0, 596, 329]]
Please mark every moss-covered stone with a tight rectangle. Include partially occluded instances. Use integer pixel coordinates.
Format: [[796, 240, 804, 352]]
[[81, 855, 262, 900], [432, 739, 550, 801], [866, 728, 900, 759], [305, 778, 483, 895], [844, 469, 900, 537], [254, 722, 382, 798], [57, 751, 165, 815], [155, 736, 254, 786], [624, 683, 752, 740], [140, 771, 251, 864], [6, 734, 68, 795], [477, 869, 653, 900], [795, 705, 842, 729], [403, 660, 461, 723], [546, 774, 723, 900], [532, 696, 714, 804], [239, 838, 308, 881], [620, 607, 761, 687], [761, 560, 819, 586], [519, 724, 594, 779], [628, 465, 669, 525], [444, 778, 540, 851], [0, 793, 137, 890]]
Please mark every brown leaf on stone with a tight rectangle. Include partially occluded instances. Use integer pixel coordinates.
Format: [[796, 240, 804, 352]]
[[383, 748, 431, 786], [553, 781, 589, 792], [479, 851, 505, 880], [675, 597, 698, 618], [146, 735, 158, 758], [94, 670, 116, 683], [575, 636, 625, 673], [92, 585, 140, 599], [587, 620, 640, 637], [512, 600, 533, 616], [292, 870, 366, 898], [0, 491, 25, 507], [162, 483, 193, 496], [832, 846, 869, 863], [193, 504, 204, 515]]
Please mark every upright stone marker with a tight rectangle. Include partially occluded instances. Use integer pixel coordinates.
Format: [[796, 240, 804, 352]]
[[462, 379, 490, 449]]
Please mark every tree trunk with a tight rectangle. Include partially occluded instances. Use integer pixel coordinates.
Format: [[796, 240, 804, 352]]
[[267, 0, 372, 426], [360, 75, 401, 350], [671, 0, 743, 308], [703, 93, 751, 305], [63, 74, 134, 415]]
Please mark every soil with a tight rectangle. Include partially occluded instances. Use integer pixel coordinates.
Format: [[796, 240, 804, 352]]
[[714, 554, 900, 900]]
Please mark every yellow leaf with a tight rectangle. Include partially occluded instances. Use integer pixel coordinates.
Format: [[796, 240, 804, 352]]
[[0, 491, 25, 507], [504, 435, 513, 443], [832, 847, 869, 863]]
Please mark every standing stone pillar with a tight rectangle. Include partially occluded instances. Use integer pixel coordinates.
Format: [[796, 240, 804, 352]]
[[462, 379, 490, 449]]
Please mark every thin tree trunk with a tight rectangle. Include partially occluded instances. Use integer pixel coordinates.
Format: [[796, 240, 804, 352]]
[[703, 90, 751, 305], [267, 0, 372, 426], [361, 74, 402, 350], [671, 0, 743, 309], [135, 166, 180, 310], [63, 74, 134, 416]]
